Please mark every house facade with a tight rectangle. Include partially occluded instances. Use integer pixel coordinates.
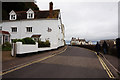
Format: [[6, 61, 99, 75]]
[[2, 2, 65, 48], [70, 37, 92, 45]]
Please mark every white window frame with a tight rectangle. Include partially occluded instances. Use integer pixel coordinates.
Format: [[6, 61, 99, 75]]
[[9, 10, 17, 20], [11, 27, 17, 32], [27, 8, 34, 19], [10, 15, 16, 20], [26, 27, 32, 32]]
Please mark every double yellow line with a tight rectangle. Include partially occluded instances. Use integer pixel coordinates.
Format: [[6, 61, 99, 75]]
[[84, 48, 115, 78], [1, 46, 67, 76], [95, 52, 115, 78]]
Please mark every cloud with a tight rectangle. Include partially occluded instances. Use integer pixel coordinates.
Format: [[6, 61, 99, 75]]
[[36, 1, 118, 41]]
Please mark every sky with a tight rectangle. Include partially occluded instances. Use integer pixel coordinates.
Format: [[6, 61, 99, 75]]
[[36, 0, 118, 41]]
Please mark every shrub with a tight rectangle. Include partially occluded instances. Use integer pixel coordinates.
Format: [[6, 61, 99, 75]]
[[13, 39, 25, 43], [22, 37, 35, 44], [45, 40, 50, 47], [12, 37, 35, 44], [2, 42, 12, 51], [38, 40, 50, 47]]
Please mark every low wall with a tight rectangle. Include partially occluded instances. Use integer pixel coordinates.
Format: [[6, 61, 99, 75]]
[[16, 42, 38, 54], [72, 45, 118, 57], [11, 42, 64, 56]]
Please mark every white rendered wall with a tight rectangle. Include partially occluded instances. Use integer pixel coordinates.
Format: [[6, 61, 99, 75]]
[[13, 42, 58, 54], [16, 42, 38, 54], [2, 19, 64, 48]]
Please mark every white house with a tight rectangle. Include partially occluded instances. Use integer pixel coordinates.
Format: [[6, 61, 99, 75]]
[[70, 37, 92, 45], [2, 2, 65, 48]]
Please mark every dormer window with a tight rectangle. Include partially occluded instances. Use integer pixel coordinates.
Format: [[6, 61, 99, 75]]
[[9, 10, 17, 20], [27, 8, 34, 19], [11, 15, 16, 19]]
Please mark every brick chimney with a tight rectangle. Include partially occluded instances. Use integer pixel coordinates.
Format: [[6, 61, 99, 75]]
[[49, 2, 53, 18]]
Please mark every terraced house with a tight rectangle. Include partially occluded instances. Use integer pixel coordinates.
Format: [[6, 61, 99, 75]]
[[2, 2, 65, 48]]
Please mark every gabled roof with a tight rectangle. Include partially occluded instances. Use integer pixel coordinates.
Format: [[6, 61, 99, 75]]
[[3, 9, 60, 21], [9, 10, 16, 15], [26, 8, 34, 13]]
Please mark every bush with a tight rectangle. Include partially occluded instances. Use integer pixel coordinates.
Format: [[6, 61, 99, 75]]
[[22, 37, 35, 44], [38, 40, 50, 47], [12, 37, 35, 44], [2, 42, 12, 51], [45, 40, 50, 47], [13, 39, 25, 43]]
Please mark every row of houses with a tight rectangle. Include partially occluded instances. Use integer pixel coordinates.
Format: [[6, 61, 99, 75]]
[[70, 37, 93, 45], [70, 37, 116, 47], [0, 2, 65, 48]]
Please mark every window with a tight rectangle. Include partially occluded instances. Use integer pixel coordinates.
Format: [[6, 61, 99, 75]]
[[47, 27, 52, 32], [59, 27, 60, 29], [10, 15, 16, 20], [28, 13, 33, 19], [11, 15, 16, 20], [11, 27, 17, 32], [26, 27, 32, 32], [27, 8, 34, 19], [9, 10, 17, 20]]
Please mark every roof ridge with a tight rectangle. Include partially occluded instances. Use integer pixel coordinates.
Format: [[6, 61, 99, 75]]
[[15, 9, 60, 13]]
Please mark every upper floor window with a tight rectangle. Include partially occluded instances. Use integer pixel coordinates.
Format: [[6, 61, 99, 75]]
[[26, 8, 34, 19], [9, 10, 17, 20], [11, 15, 16, 19], [11, 27, 17, 32], [26, 27, 32, 32]]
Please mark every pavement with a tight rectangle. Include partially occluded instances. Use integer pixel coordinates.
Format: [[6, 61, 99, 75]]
[[2, 46, 119, 79]]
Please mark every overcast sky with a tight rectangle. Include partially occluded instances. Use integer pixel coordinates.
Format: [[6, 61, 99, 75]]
[[36, 0, 118, 41]]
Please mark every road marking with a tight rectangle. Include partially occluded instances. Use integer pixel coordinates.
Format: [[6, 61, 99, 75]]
[[100, 53, 120, 74], [80, 48, 115, 78], [1, 46, 67, 76], [95, 52, 115, 78], [87, 49, 120, 74]]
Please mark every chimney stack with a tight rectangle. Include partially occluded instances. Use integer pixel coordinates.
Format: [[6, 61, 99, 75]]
[[49, 2, 53, 18]]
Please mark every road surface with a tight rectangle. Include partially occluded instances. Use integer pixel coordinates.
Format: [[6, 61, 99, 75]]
[[2, 46, 115, 78]]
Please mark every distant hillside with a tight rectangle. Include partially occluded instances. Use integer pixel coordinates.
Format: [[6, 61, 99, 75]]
[[2, 2, 39, 20]]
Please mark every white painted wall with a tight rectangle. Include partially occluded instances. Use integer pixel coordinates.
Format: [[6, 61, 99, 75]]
[[16, 42, 38, 54], [3, 18, 64, 48], [12, 42, 59, 55]]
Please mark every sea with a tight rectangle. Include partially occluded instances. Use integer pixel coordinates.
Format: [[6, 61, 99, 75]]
[[65, 40, 97, 45]]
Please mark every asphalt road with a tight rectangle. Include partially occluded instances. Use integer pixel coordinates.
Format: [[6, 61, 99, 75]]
[[3, 46, 111, 78]]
